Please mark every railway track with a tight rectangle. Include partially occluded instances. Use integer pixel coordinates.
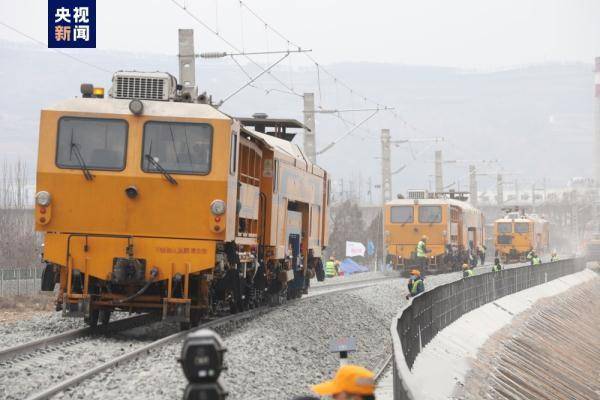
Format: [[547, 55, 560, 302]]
[[0, 276, 391, 400], [374, 354, 393, 382], [0, 313, 158, 364]]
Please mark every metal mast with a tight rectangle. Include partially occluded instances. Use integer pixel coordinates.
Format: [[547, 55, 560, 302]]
[[303, 93, 317, 163], [435, 150, 443, 193], [381, 129, 392, 204], [178, 29, 198, 100], [469, 165, 478, 206]]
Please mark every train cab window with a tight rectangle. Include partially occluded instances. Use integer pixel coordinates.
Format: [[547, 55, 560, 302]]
[[497, 222, 512, 233], [418, 206, 442, 223], [56, 117, 127, 170], [390, 206, 414, 223], [142, 121, 213, 175], [514, 222, 530, 233]]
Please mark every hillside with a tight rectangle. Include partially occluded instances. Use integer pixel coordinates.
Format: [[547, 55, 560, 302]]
[[0, 41, 593, 200]]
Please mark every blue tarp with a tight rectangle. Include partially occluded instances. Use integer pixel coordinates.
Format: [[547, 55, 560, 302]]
[[339, 258, 369, 275]]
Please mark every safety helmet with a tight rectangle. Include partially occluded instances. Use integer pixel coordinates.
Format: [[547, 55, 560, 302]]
[[410, 269, 421, 276], [329, 256, 335, 261], [421, 235, 428, 241]]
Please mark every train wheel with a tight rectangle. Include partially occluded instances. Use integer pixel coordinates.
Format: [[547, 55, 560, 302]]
[[180, 321, 191, 331], [85, 309, 99, 328], [190, 309, 203, 327], [99, 309, 111, 326]]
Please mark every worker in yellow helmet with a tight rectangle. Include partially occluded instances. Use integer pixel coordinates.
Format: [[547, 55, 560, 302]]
[[463, 263, 475, 278], [416, 235, 430, 270], [312, 364, 376, 400], [325, 256, 337, 278], [405, 269, 425, 299]]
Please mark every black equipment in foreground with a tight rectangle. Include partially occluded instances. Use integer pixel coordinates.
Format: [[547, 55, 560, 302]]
[[180, 329, 228, 400]]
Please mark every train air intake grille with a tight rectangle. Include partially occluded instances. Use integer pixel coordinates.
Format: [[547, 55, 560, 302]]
[[109, 71, 177, 101], [114, 76, 165, 100]]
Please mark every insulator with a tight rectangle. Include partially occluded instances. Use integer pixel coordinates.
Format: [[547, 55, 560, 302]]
[[200, 52, 227, 59]]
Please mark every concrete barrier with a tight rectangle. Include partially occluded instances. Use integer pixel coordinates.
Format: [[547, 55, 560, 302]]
[[390, 259, 587, 400]]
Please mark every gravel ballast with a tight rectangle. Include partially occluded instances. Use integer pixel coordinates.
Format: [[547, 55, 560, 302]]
[[0, 321, 179, 400], [1, 262, 526, 400], [52, 270, 469, 400]]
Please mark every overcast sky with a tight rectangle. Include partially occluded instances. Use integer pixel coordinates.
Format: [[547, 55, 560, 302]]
[[1, 0, 599, 69]]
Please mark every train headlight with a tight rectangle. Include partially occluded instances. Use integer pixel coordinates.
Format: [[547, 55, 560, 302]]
[[180, 329, 226, 383], [210, 200, 226, 216], [36, 191, 51, 206], [129, 99, 144, 115]]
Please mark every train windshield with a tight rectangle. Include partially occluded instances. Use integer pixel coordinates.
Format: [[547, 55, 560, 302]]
[[419, 206, 442, 223], [497, 222, 512, 233], [56, 117, 127, 170], [142, 121, 213, 175], [390, 206, 414, 223], [514, 222, 530, 233]]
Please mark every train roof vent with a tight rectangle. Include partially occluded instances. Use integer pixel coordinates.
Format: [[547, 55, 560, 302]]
[[109, 71, 177, 101], [407, 190, 427, 200]]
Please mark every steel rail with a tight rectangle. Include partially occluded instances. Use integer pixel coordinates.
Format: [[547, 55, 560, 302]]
[[0, 313, 158, 363], [3, 274, 391, 365], [309, 274, 401, 292], [24, 281, 390, 400], [374, 353, 393, 382]]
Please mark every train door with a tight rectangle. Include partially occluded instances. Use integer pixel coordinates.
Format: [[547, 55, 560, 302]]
[[288, 233, 301, 267], [467, 227, 477, 250], [286, 205, 307, 298]]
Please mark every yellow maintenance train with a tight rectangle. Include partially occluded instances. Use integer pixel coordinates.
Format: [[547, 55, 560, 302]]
[[37, 70, 329, 328], [494, 212, 549, 262], [384, 191, 485, 274]]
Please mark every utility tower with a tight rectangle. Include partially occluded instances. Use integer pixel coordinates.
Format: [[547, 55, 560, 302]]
[[381, 128, 392, 204], [381, 136, 444, 202], [178, 29, 198, 100], [435, 150, 443, 193], [303, 93, 317, 163], [496, 174, 503, 206], [469, 165, 478, 206], [443, 159, 497, 205]]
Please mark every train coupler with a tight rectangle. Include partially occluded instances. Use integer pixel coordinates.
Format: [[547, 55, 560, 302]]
[[162, 298, 191, 322], [61, 294, 91, 319]]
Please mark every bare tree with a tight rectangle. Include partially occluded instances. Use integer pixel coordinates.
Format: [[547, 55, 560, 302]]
[[0, 160, 40, 268], [327, 200, 367, 261]]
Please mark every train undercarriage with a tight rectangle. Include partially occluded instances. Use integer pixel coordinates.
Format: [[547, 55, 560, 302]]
[[386, 250, 473, 276], [41, 245, 320, 330]]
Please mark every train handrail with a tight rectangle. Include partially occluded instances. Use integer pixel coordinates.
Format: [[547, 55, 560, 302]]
[[390, 258, 586, 400]]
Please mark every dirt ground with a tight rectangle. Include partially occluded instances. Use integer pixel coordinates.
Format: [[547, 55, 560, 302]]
[[0, 293, 55, 324]]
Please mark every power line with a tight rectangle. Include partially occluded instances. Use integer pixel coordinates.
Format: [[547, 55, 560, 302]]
[[220, 52, 290, 105], [235, 0, 435, 140], [0, 20, 111, 73], [237, 1, 393, 110], [170, 0, 302, 99]]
